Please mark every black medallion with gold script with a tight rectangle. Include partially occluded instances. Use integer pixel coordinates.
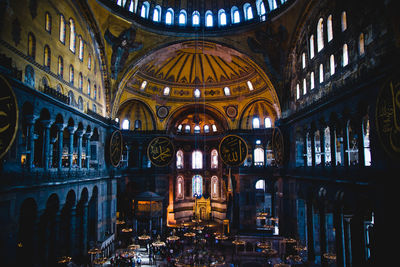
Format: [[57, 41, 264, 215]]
[[376, 74, 400, 159], [0, 75, 18, 159], [219, 135, 248, 167], [147, 137, 174, 167], [109, 130, 123, 167]]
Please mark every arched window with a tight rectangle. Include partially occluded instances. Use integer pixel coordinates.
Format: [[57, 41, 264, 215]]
[[68, 91, 74, 106], [264, 117, 272, 128], [319, 64, 324, 83], [152, 6, 161, 22], [41, 76, 48, 89], [78, 36, 84, 61], [94, 84, 97, 99], [88, 53, 92, 70], [343, 44, 349, 66], [347, 121, 359, 166], [176, 150, 184, 169], [28, 33, 36, 59], [224, 87, 231, 96], [24, 65, 35, 88], [310, 72, 315, 89], [243, 3, 253, 20], [140, 80, 147, 91], [296, 83, 300, 100], [302, 52, 306, 69], [59, 14, 66, 43], [77, 96, 83, 110], [69, 18, 76, 53], [211, 176, 219, 199], [205, 10, 213, 27], [176, 176, 184, 200], [303, 78, 307, 95], [179, 10, 187, 25], [134, 119, 141, 129], [204, 125, 210, 133], [87, 79, 91, 96], [341, 11, 347, 32], [327, 15, 333, 42], [92, 104, 96, 112], [254, 147, 264, 166], [185, 125, 190, 133], [253, 117, 260, 129], [58, 56, 63, 77], [306, 132, 312, 166], [266, 141, 274, 165], [192, 11, 200, 26], [122, 119, 130, 130], [192, 175, 203, 197], [194, 88, 201, 98], [43, 45, 51, 67], [218, 9, 227, 26], [212, 124, 217, 132], [163, 86, 170, 96], [359, 33, 365, 55], [194, 125, 201, 133], [192, 150, 203, 169], [78, 72, 83, 91], [256, 0, 266, 16], [211, 149, 218, 169], [317, 18, 324, 52], [268, 0, 278, 10], [255, 179, 265, 190], [315, 130, 321, 165], [324, 126, 331, 165], [45, 12, 52, 33], [177, 124, 182, 132], [247, 80, 254, 91], [295, 131, 304, 167], [128, 0, 134, 12], [69, 65, 74, 84], [140, 1, 149, 18], [330, 55, 335, 75], [362, 116, 371, 166], [231, 6, 240, 24], [165, 8, 174, 25], [309, 35, 315, 59]]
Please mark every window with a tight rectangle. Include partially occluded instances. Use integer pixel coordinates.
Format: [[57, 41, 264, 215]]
[[69, 65, 74, 84], [211, 149, 218, 169], [211, 176, 219, 198], [253, 117, 260, 129], [192, 175, 202, 197], [264, 117, 272, 128], [212, 124, 217, 132], [194, 125, 201, 133], [205, 11, 213, 27], [59, 14, 66, 43], [122, 119, 130, 130], [179, 10, 187, 25], [347, 121, 359, 166], [88, 54, 92, 70], [309, 35, 315, 59], [359, 33, 365, 55], [244, 3, 253, 20], [296, 83, 300, 100], [257, 0, 266, 16], [69, 18, 76, 53], [330, 55, 335, 75], [327, 15, 333, 42], [185, 125, 190, 133], [247, 80, 254, 91], [342, 44, 349, 67], [341, 11, 347, 32], [92, 104, 96, 112], [77, 96, 83, 110], [218, 9, 227, 26], [87, 79, 91, 96], [94, 84, 97, 99], [310, 72, 315, 89], [255, 179, 265, 190], [28, 33, 36, 59], [176, 176, 184, 200], [224, 87, 231, 96], [192, 11, 200, 26], [204, 125, 210, 133], [165, 8, 174, 25], [58, 56, 63, 77], [163, 86, 170, 96], [152, 6, 161, 22], [192, 150, 203, 169], [141, 1, 149, 18], [176, 150, 184, 169], [319, 64, 324, 83], [254, 147, 265, 166], [45, 12, 52, 33], [303, 78, 307, 95], [177, 124, 182, 132], [302, 52, 306, 69], [232, 7, 240, 24], [24, 65, 35, 88], [194, 88, 201, 98], [306, 133, 312, 166], [78, 36, 84, 61], [268, 0, 278, 10], [315, 130, 321, 165], [128, 0, 134, 12], [324, 126, 331, 165], [78, 72, 83, 91], [134, 119, 141, 129], [362, 116, 371, 166], [317, 18, 324, 52], [43, 45, 51, 68], [140, 80, 147, 90]]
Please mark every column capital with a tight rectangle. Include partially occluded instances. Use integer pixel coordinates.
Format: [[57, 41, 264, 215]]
[[67, 126, 77, 134], [55, 123, 66, 131], [41, 119, 54, 128], [84, 132, 93, 139], [75, 129, 84, 137], [25, 114, 38, 125]]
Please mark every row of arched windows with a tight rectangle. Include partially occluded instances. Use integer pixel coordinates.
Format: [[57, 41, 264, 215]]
[[177, 124, 218, 134], [176, 175, 221, 199], [115, 0, 289, 28], [176, 149, 219, 170]]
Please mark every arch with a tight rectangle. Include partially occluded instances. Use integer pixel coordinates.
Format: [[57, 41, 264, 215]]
[[231, 6, 240, 24], [192, 175, 203, 197], [218, 9, 227, 26], [243, 3, 253, 21], [178, 9, 187, 25], [152, 5, 161, 22], [117, 99, 156, 130], [239, 99, 278, 129], [17, 198, 38, 265], [165, 8, 174, 25], [140, 1, 150, 18], [205, 10, 213, 27], [192, 11, 200, 26]]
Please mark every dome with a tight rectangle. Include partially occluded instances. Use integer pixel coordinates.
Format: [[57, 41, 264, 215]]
[[116, 99, 156, 130]]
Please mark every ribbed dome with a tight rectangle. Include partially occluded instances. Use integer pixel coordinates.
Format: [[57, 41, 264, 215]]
[[117, 100, 155, 130], [239, 100, 277, 129]]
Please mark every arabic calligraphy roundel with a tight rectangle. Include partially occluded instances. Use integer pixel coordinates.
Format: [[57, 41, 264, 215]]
[[219, 135, 248, 167], [147, 137, 175, 167], [109, 130, 123, 167]]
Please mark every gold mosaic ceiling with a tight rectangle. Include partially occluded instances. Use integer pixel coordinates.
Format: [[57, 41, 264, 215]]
[[124, 41, 275, 102]]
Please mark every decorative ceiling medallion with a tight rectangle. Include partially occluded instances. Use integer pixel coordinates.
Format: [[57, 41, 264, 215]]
[[225, 105, 238, 119], [219, 135, 248, 167], [109, 130, 123, 167], [272, 127, 284, 166], [156, 105, 169, 119], [0, 75, 18, 159], [147, 137, 174, 167], [376, 74, 400, 159]]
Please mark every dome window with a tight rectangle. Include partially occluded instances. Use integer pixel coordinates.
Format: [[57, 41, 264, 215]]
[[140, 80, 147, 91], [152, 6, 161, 22], [223, 87, 231, 96], [179, 10, 187, 25], [194, 88, 201, 98], [194, 125, 201, 133], [247, 81, 254, 91], [122, 119, 130, 130], [204, 125, 210, 133], [205, 10, 213, 27], [244, 3, 253, 20], [192, 11, 200, 26], [231, 6, 240, 24], [165, 8, 174, 25], [218, 9, 227, 26], [212, 124, 217, 132], [252, 117, 260, 129], [163, 86, 170, 96]]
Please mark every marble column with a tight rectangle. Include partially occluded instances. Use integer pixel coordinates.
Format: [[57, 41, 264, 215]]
[[70, 205, 77, 257], [67, 126, 76, 169], [25, 115, 37, 169], [76, 130, 84, 169], [82, 203, 89, 255], [49, 137, 57, 168], [84, 132, 92, 169], [334, 205, 345, 267], [55, 124, 65, 171], [41, 120, 53, 171]]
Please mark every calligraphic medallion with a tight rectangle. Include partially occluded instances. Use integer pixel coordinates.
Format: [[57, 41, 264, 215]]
[[376, 75, 400, 159], [219, 135, 248, 166], [147, 137, 174, 167], [109, 130, 123, 167], [0, 75, 18, 159], [272, 127, 284, 166]]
